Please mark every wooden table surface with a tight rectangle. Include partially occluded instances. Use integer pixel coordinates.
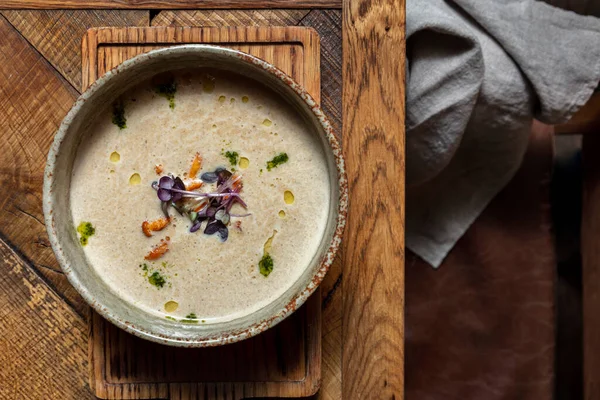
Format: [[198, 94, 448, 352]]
[[0, 2, 405, 399]]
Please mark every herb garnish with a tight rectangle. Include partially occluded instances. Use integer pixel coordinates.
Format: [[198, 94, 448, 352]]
[[111, 101, 126, 129], [151, 164, 250, 242], [259, 254, 274, 277], [266, 153, 289, 171], [223, 151, 239, 167], [180, 312, 199, 323], [181, 319, 199, 324], [148, 271, 166, 288], [77, 221, 95, 246], [165, 314, 206, 323], [259, 230, 277, 277], [155, 80, 177, 109]]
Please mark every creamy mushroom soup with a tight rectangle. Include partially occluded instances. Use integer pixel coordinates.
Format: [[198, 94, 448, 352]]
[[70, 69, 330, 323]]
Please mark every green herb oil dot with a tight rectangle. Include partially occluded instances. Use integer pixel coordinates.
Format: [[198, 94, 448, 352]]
[[77, 222, 95, 246], [259, 254, 274, 277]]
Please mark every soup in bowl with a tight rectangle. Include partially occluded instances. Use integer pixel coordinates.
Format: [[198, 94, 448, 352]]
[[44, 45, 347, 347]]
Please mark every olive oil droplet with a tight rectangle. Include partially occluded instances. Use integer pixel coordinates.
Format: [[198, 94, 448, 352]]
[[164, 301, 179, 312], [230, 98, 236, 103], [239, 157, 249, 169], [110, 151, 120, 162], [242, 96, 249, 103], [279, 210, 286, 218], [218, 95, 226, 103], [129, 173, 141, 185], [262, 118, 272, 127], [264, 230, 277, 254], [284, 190, 295, 204]]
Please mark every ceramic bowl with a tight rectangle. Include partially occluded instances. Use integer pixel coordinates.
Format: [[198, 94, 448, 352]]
[[43, 45, 347, 347]]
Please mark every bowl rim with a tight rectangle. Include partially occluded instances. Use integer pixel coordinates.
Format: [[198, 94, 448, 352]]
[[43, 44, 348, 347]]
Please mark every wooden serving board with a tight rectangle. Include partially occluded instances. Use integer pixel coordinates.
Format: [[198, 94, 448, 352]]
[[84, 26, 322, 400]]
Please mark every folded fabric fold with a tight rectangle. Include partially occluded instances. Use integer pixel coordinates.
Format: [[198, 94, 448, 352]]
[[406, 0, 600, 267]]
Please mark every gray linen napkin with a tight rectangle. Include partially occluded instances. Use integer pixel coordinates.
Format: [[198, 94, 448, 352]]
[[406, 0, 600, 267]]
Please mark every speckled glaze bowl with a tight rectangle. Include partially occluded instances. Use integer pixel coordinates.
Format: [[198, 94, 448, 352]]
[[43, 45, 347, 347]]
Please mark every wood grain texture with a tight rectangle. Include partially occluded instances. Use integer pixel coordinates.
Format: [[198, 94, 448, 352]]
[[1, 10, 149, 90], [301, 10, 341, 134], [0, 14, 88, 317], [0, 0, 341, 9], [0, 238, 93, 399], [83, 26, 323, 399], [342, 0, 405, 398], [82, 26, 320, 95], [582, 133, 600, 400], [91, 298, 321, 399], [151, 9, 309, 28]]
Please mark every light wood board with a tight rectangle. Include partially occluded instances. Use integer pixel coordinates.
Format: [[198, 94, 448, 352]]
[[342, 0, 405, 399], [83, 26, 322, 400]]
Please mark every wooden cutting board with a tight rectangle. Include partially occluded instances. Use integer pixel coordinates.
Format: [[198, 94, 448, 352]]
[[83, 26, 322, 400]]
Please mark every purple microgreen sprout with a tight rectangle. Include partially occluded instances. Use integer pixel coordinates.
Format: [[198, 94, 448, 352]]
[[151, 168, 251, 242]]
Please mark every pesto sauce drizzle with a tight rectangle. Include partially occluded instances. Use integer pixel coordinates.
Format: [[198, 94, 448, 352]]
[[148, 271, 166, 288], [223, 150, 239, 167], [266, 153, 289, 171], [259, 254, 274, 277], [77, 221, 95, 246], [165, 314, 205, 323], [111, 101, 127, 129], [181, 312, 199, 324], [155, 81, 177, 109]]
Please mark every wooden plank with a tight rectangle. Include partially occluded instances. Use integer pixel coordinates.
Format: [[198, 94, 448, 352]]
[[342, 0, 405, 399], [1, 10, 149, 91], [151, 9, 309, 27], [0, 238, 93, 399], [82, 27, 320, 95], [582, 133, 600, 400], [0, 15, 88, 317], [91, 298, 321, 399], [84, 26, 323, 399], [0, 0, 341, 9]]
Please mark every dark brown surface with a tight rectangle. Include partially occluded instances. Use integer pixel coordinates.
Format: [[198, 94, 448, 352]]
[[1, 0, 342, 9], [582, 133, 600, 400], [552, 135, 583, 400], [342, 0, 405, 398], [406, 122, 556, 400]]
